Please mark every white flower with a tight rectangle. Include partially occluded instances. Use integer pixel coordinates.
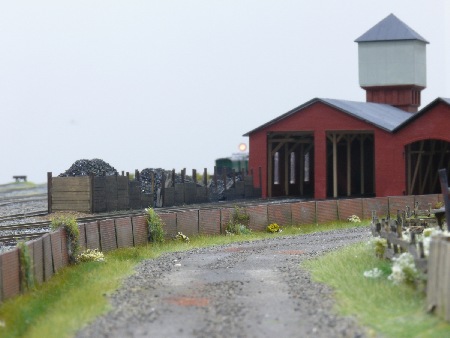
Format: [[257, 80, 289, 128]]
[[347, 215, 361, 223], [363, 268, 382, 278], [388, 252, 418, 284]]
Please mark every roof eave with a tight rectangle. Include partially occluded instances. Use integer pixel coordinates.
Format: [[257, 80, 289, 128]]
[[243, 98, 399, 136], [242, 98, 321, 136], [393, 97, 450, 132]]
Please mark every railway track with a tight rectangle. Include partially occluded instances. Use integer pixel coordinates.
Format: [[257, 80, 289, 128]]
[[0, 210, 147, 245], [0, 196, 304, 247], [0, 193, 47, 207], [0, 232, 50, 245], [0, 210, 49, 223]]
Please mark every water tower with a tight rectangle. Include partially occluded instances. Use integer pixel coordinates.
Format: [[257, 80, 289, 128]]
[[355, 14, 429, 112]]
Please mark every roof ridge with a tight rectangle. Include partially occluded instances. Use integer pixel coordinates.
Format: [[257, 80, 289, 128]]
[[243, 98, 412, 136]]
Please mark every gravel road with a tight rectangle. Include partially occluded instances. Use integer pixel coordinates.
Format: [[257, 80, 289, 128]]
[[76, 227, 371, 338]]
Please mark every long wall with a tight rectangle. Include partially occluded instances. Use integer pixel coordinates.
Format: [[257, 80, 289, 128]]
[[0, 194, 440, 302], [49, 174, 261, 213]]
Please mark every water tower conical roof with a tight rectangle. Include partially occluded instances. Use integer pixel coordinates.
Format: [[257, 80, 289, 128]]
[[355, 13, 428, 43]]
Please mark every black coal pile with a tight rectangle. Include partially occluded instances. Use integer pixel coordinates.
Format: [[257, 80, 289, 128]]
[[139, 168, 204, 193], [139, 168, 207, 206], [139, 168, 171, 194], [208, 173, 243, 201], [59, 159, 118, 177]]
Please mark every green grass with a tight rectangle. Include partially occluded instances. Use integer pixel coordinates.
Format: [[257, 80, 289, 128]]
[[0, 182, 40, 193], [302, 242, 450, 338], [2, 219, 446, 337]]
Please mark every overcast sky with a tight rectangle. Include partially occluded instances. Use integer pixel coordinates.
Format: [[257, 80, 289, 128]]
[[0, 1, 449, 184]]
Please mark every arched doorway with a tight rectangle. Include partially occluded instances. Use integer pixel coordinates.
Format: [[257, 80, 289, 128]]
[[405, 139, 450, 195]]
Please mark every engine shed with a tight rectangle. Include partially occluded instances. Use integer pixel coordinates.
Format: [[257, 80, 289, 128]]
[[244, 14, 450, 200]]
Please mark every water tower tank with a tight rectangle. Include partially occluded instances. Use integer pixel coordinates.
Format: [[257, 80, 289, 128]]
[[355, 14, 429, 112]]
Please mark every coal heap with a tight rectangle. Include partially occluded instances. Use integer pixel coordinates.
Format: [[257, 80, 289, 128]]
[[138, 168, 201, 192], [59, 159, 118, 177], [139, 168, 171, 194], [208, 172, 243, 201]]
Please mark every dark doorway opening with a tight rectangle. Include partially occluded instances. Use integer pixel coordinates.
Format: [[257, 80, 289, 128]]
[[405, 139, 450, 195], [267, 132, 314, 198], [326, 132, 375, 198]]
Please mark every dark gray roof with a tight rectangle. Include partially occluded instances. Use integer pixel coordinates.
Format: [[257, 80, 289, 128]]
[[321, 98, 412, 131], [243, 98, 412, 136], [442, 98, 450, 105], [355, 13, 429, 43]]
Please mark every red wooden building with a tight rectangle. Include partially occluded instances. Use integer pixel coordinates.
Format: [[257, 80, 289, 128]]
[[244, 14, 450, 200]]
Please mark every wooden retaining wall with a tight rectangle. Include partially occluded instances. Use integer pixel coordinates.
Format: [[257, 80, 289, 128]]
[[48, 171, 262, 213], [50, 176, 91, 213], [0, 193, 443, 304]]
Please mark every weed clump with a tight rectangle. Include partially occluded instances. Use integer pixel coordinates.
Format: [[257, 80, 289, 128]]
[[176, 232, 190, 243], [146, 208, 165, 243], [76, 249, 105, 263], [226, 206, 251, 235], [18, 241, 34, 291], [50, 214, 80, 264], [267, 223, 281, 233]]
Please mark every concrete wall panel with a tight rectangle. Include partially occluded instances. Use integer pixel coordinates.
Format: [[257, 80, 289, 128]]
[[32, 238, 44, 285], [158, 212, 177, 238], [99, 219, 117, 252], [316, 200, 338, 224], [199, 209, 221, 235], [43, 233, 54, 281], [220, 208, 234, 233], [85, 221, 100, 250], [132, 215, 148, 246], [363, 197, 388, 219], [78, 223, 87, 250], [291, 201, 316, 225], [115, 217, 134, 248], [246, 205, 268, 232], [388, 196, 415, 216], [414, 194, 440, 210], [60, 228, 69, 267], [268, 203, 292, 226], [1, 248, 20, 301], [338, 199, 363, 221], [177, 210, 199, 237], [50, 230, 63, 273]]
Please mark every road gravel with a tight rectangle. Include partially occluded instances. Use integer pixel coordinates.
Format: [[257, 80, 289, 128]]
[[76, 227, 371, 338]]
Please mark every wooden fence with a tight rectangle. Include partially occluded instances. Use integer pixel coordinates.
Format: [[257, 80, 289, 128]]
[[48, 169, 262, 213]]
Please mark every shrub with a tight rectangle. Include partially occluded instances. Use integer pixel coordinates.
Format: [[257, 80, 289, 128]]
[[50, 214, 80, 264], [146, 208, 165, 243], [367, 237, 387, 258]]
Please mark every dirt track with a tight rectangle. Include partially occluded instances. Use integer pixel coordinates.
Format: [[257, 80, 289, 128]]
[[76, 227, 370, 338]]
